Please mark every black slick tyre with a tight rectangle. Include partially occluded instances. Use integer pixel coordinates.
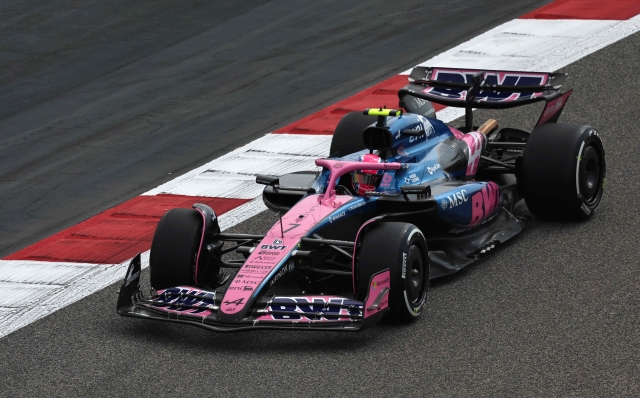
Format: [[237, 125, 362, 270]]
[[329, 112, 373, 157], [522, 123, 605, 220], [356, 222, 429, 322], [149, 208, 202, 290]]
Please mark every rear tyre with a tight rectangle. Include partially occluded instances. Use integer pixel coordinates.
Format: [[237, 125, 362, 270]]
[[522, 123, 605, 220], [356, 222, 429, 322], [150, 208, 202, 290], [329, 112, 373, 157]]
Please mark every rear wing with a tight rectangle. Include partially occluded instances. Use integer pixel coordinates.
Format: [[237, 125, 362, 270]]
[[399, 67, 571, 131]]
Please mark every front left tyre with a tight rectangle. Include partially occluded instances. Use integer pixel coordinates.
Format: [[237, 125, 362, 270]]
[[149, 208, 202, 290]]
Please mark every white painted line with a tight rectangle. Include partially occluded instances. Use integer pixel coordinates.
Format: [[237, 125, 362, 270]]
[[218, 197, 268, 231], [403, 16, 640, 73], [435, 107, 467, 123], [0, 260, 99, 285], [0, 257, 139, 339], [145, 134, 330, 197]]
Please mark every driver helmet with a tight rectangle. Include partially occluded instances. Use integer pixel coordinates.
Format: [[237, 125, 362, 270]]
[[351, 153, 384, 195]]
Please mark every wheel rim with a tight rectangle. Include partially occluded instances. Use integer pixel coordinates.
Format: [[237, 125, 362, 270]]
[[580, 144, 603, 204], [406, 245, 425, 304]]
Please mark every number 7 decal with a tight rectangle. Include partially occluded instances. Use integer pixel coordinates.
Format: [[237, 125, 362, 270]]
[[283, 223, 300, 233]]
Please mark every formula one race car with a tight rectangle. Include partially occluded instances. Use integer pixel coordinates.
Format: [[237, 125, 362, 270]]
[[117, 67, 605, 332]]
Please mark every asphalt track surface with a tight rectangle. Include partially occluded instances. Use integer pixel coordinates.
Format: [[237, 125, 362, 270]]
[[2, 1, 640, 397], [0, 0, 547, 257]]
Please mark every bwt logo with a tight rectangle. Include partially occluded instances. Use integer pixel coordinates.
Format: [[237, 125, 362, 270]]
[[154, 287, 215, 314], [268, 297, 362, 320], [469, 182, 500, 225], [426, 71, 546, 102], [260, 244, 287, 250]]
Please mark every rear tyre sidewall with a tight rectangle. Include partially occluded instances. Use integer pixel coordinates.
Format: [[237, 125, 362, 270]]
[[356, 222, 429, 322], [149, 208, 202, 290], [522, 123, 605, 220]]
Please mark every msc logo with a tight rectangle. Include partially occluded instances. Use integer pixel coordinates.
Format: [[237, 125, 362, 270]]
[[441, 189, 468, 210]]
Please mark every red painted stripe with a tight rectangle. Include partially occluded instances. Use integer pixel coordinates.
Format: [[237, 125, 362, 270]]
[[522, 0, 640, 20], [4, 195, 249, 264], [273, 75, 446, 135]]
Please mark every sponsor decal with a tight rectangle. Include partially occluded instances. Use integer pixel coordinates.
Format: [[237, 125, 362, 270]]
[[542, 97, 564, 118], [251, 260, 279, 265], [232, 276, 260, 284], [240, 268, 270, 274], [272, 238, 283, 245], [348, 201, 366, 211], [329, 211, 346, 223], [397, 146, 409, 157], [124, 266, 140, 287], [260, 244, 287, 250], [258, 251, 280, 256], [581, 203, 591, 215], [223, 298, 244, 306], [469, 183, 500, 225], [154, 287, 215, 314], [334, 162, 344, 169], [235, 273, 263, 279], [371, 276, 390, 290], [266, 297, 362, 320], [427, 163, 441, 174], [441, 189, 468, 210], [402, 252, 407, 279], [380, 173, 394, 187], [412, 97, 430, 108], [270, 265, 289, 287], [404, 173, 420, 184], [243, 286, 254, 291], [245, 265, 271, 270], [424, 70, 546, 102]]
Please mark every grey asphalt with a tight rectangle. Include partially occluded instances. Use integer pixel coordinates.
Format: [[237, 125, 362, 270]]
[[0, 0, 546, 257], [2, 1, 640, 397]]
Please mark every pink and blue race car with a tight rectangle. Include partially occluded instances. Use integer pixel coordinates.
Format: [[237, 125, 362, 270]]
[[117, 67, 605, 332]]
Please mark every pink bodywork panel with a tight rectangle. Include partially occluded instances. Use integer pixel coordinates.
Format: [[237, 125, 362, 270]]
[[469, 181, 501, 226], [364, 270, 390, 318], [221, 159, 402, 316], [536, 90, 573, 126], [220, 194, 353, 315], [461, 131, 486, 177]]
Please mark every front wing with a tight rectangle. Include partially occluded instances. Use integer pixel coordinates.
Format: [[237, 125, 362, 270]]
[[117, 254, 389, 332]]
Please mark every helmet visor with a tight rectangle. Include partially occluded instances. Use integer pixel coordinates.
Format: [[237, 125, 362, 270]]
[[352, 172, 382, 186]]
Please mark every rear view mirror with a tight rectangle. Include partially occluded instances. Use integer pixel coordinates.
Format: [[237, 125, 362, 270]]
[[256, 175, 279, 186]]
